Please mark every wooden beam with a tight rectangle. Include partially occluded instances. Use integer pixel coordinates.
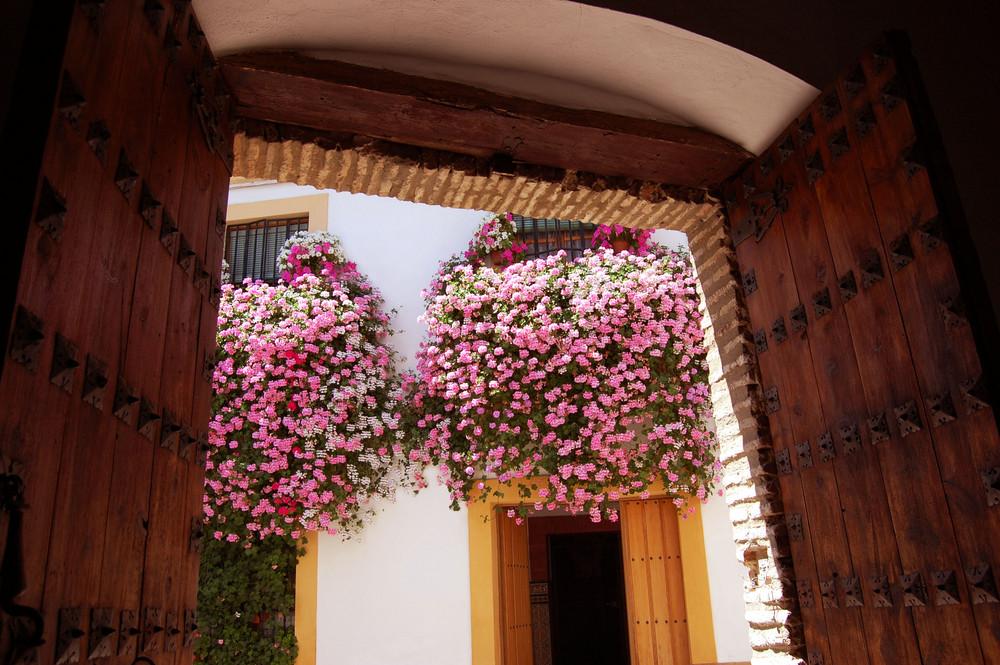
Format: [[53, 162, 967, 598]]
[[219, 51, 753, 189]]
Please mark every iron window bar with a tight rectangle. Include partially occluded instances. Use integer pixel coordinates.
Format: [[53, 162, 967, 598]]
[[224, 216, 309, 285]]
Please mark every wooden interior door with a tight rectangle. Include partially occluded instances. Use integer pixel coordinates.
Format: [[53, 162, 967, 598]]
[[723, 32, 1000, 664], [498, 510, 533, 665], [620, 499, 691, 665], [0, 1, 232, 664]]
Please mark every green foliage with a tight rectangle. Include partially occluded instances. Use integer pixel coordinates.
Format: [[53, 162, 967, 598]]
[[195, 534, 304, 665]]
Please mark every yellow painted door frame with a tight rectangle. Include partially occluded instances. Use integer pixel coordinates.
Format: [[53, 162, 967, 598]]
[[621, 499, 693, 665]]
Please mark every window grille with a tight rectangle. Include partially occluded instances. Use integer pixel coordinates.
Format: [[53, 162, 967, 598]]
[[225, 216, 309, 284], [512, 215, 598, 261]]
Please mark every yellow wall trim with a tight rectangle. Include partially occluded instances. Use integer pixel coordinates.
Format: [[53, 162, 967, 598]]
[[468, 479, 717, 665], [295, 533, 319, 665], [226, 190, 330, 233]]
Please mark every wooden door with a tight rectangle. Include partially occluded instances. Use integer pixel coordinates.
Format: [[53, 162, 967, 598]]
[[620, 499, 691, 665], [0, 1, 231, 664], [723, 33, 1000, 664], [498, 510, 533, 665]]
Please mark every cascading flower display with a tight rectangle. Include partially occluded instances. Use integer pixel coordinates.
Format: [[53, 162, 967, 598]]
[[591, 224, 654, 254], [205, 233, 417, 541], [407, 246, 719, 521], [465, 212, 529, 267]]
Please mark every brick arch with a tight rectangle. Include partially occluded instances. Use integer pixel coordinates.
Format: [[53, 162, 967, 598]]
[[233, 131, 801, 662]]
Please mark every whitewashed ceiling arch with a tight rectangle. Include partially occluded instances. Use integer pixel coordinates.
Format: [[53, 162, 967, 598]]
[[193, 0, 818, 155]]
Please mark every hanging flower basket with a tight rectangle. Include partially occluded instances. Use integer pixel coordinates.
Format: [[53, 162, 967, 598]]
[[405, 246, 719, 521]]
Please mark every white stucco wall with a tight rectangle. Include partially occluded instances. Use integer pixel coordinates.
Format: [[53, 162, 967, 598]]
[[226, 181, 751, 664]]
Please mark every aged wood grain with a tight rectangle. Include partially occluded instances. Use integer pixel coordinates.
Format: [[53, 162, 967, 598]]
[[218, 51, 752, 188]]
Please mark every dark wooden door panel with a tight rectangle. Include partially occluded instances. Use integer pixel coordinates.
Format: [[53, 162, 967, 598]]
[[725, 33, 1000, 664], [1, 2, 231, 664]]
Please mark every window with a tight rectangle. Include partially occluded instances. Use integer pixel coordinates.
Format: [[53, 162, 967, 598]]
[[512, 215, 598, 261], [225, 215, 309, 284]]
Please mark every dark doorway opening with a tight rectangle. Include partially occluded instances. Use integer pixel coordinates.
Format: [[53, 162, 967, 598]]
[[548, 532, 630, 665]]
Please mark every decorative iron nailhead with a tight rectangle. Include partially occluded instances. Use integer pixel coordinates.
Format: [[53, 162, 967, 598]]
[[817, 432, 837, 463], [57, 72, 86, 129], [177, 234, 196, 275], [902, 572, 927, 607], [143, 0, 165, 33], [188, 15, 205, 49], [79, 0, 105, 28], [164, 612, 180, 653], [119, 609, 139, 658], [215, 209, 227, 238], [868, 412, 890, 444], [966, 565, 999, 604], [36, 178, 67, 241], [918, 215, 946, 252], [981, 466, 1000, 507], [50, 333, 80, 393], [900, 142, 926, 180], [160, 409, 181, 453], [86, 120, 111, 164], [742, 269, 757, 296], [190, 517, 204, 554], [789, 304, 807, 332], [859, 249, 884, 288], [765, 386, 781, 414], [798, 115, 816, 144], [828, 127, 850, 163], [808, 652, 825, 665], [758, 153, 774, 178], [112, 376, 139, 425], [796, 440, 814, 469], [870, 574, 892, 608], [838, 270, 858, 303], [55, 607, 84, 665], [183, 610, 198, 647], [819, 90, 842, 122], [845, 65, 867, 97], [137, 397, 160, 441], [775, 448, 792, 476], [838, 422, 862, 455], [88, 607, 115, 659], [771, 316, 788, 344], [177, 423, 195, 459], [82, 355, 108, 410], [940, 294, 968, 330], [114, 149, 140, 203], [894, 400, 922, 437], [754, 329, 768, 355], [805, 151, 825, 184], [820, 578, 838, 608], [160, 210, 179, 254], [962, 374, 990, 414], [812, 287, 832, 319], [139, 183, 161, 228], [853, 102, 876, 139], [889, 232, 915, 271], [778, 134, 795, 162], [926, 392, 957, 427], [842, 576, 863, 607], [787, 513, 803, 541], [10, 306, 44, 371], [931, 570, 961, 606], [163, 23, 181, 63], [797, 579, 814, 607], [142, 606, 164, 653]]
